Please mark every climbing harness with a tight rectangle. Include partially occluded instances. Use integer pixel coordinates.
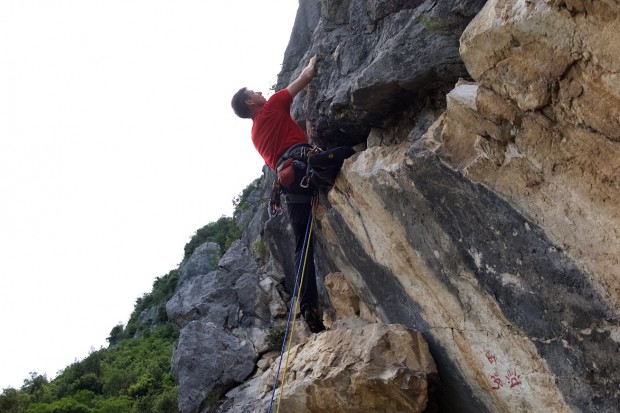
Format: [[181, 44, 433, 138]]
[[267, 198, 317, 413], [269, 145, 323, 217]]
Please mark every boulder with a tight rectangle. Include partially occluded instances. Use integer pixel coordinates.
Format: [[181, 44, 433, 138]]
[[166, 241, 266, 329], [172, 321, 257, 413], [176, 241, 220, 290], [219, 319, 437, 413]]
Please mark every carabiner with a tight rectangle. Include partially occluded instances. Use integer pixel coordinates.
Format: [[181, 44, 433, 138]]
[[300, 174, 311, 188]]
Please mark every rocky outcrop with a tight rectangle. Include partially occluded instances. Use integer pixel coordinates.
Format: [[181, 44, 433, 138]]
[[168, 0, 620, 412], [172, 321, 258, 412], [282, 0, 487, 146], [455, 0, 620, 307], [169, 240, 437, 413], [268, 320, 437, 413], [312, 0, 619, 412], [225, 319, 438, 413], [176, 242, 221, 291], [167, 241, 289, 413]]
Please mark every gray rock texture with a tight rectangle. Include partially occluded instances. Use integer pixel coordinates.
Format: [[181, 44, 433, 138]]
[[171, 321, 257, 413], [220, 318, 438, 413], [167, 241, 260, 330], [167, 241, 287, 413], [168, 0, 620, 412], [310, 0, 620, 411], [177, 241, 220, 290], [279, 0, 487, 147]]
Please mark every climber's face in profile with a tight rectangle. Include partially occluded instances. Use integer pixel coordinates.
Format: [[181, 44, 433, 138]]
[[245, 90, 266, 107]]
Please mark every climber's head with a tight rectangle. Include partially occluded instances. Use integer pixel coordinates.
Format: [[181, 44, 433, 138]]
[[231, 87, 266, 119]]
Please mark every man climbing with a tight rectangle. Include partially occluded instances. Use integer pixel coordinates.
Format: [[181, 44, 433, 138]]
[[231, 56, 354, 333]]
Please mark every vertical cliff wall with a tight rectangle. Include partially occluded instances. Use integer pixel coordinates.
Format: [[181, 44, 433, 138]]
[[303, 0, 619, 412], [168, 1, 619, 412]]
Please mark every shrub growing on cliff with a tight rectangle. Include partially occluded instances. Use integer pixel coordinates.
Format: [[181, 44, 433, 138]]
[[183, 216, 241, 259], [184, 175, 264, 260], [1, 265, 181, 413], [266, 326, 286, 352], [112, 269, 179, 341], [232, 176, 264, 218], [27, 396, 90, 413], [0, 328, 180, 413]]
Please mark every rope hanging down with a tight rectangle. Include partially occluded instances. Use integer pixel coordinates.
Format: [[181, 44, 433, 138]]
[[267, 199, 317, 413]]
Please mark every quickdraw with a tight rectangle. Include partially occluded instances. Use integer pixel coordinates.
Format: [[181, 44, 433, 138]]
[[301, 146, 323, 188], [269, 180, 283, 218]]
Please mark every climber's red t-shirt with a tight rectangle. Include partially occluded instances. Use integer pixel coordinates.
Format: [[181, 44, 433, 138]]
[[251, 89, 308, 170]]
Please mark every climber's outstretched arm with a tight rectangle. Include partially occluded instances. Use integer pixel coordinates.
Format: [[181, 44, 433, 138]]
[[286, 56, 316, 98]]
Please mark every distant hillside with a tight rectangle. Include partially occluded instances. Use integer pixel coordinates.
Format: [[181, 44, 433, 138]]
[[0, 179, 262, 413]]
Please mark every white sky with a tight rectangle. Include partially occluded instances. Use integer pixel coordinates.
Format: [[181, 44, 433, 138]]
[[0, 0, 300, 390]]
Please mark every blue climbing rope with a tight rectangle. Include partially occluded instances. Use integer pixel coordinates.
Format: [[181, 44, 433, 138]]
[[267, 200, 315, 413]]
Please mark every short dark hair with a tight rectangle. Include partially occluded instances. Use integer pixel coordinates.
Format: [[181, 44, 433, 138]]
[[231, 87, 251, 119]]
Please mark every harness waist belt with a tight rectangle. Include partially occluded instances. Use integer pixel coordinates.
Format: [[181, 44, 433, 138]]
[[276, 143, 312, 168]]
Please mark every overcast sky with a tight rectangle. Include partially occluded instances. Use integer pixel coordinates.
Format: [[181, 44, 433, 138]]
[[0, 0, 300, 390]]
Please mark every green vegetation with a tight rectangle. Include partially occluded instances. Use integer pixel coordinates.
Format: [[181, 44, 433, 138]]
[[266, 326, 287, 352], [251, 238, 269, 265], [0, 175, 268, 413], [232, 176, 264, 219], [415, 14, 451, 34], [113, 270, 180, 342], [0, 270, 180, 413], [199, 390, 222, 411], [184, 175, 263, 260], [183, 216, 240, 260]]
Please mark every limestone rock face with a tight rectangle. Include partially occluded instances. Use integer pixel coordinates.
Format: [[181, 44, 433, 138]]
[[220, 319, 438, 413], [168, 1, 620, 412], [269, 320, 438, 413], [167, 241, 265, 329], [321, 145, 604, 413], [278, 0, 488, 147], [454, 0, 620, 308], [167, 241, 290, 413], [176, 241, 220, 290], [172, 321, 257, 413], [311, 1, 620, 412]]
